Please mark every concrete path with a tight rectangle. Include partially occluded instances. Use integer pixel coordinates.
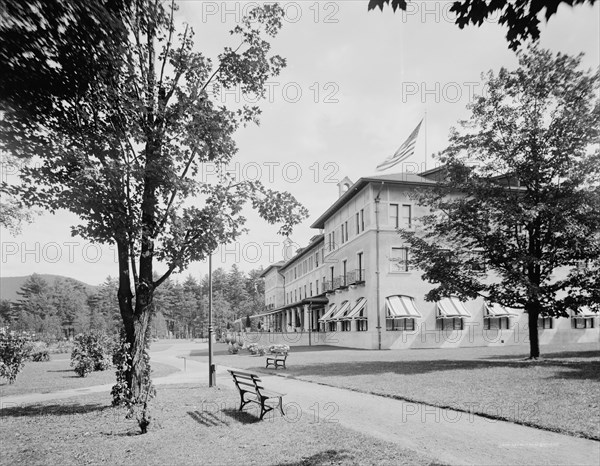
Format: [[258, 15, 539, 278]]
[[2, 342, 599, 466]]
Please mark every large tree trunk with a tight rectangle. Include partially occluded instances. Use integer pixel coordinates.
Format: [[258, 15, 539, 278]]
[[525, 301, 540, 359]]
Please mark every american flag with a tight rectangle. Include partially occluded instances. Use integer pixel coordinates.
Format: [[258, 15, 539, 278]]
[[376, 119, 423, 171]]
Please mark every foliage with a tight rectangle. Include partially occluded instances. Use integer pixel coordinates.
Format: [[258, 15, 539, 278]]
[[368, 0, 597, 50], [400, 46, 600, 358], [1, 0, 306, 413], [247, 343, 267, 355], [269, 344, 290, 354], [70, 332, 114, 377], [0, 329, 31, 383], [111, 330, 155, 433], [26, 341, 50, 362]]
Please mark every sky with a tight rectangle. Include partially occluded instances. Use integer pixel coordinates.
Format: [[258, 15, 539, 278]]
[[1, 0, 599, 286]]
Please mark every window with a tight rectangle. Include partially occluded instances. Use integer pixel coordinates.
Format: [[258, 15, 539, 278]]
[[484, 317, 510, 330], [341, 320, 351, 331], [357, 319, 368, 331], [309, 256, 313, 271], [387, 318, 415, 331], [330, 266, 335, 286], [322, 276, 326, 292], [401, 204, 412, 228], [303, 261, 307, 274], [360, 209, 365, 231], [572, 317, 595, 329], [344, 221, 349, 242], [390, 247, 409, 272], [304, 285, 307, 298], [315, 279, 319, 294], [342, 260, 347, 286], [537, 316, 553, 329], [436, 318, 464, 331], [390, 203, 399, 228], [356, 212, 360, 235], [294, 290, 297, 301], [328, 321, 337, 332], [294, 267, 297, 279], [309, 283, 313, 296], [340, 224, 345, 244], [328, 233, 333, 251], [357, 252, 364, 281], [315, 252, 319, 267]]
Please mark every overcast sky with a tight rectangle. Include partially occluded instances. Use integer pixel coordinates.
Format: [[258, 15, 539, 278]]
[[1, 0, 599, 286]]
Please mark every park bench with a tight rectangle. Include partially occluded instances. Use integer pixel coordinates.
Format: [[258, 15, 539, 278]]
[[265, 352, 288, 370], [228, 370, 286, 420]]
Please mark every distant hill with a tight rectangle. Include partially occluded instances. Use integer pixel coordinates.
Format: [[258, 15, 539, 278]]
[[0, 274, 98, 302]]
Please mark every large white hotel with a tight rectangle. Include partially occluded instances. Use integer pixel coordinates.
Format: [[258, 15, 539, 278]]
[[252, 168, 598, 350]]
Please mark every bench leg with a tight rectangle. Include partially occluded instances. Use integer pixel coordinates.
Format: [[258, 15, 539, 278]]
[[278, 396, 285, 416]]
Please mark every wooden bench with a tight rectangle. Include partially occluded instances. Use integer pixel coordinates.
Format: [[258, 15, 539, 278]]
[[228, 370, 286, 420], [266, 352, 288, 370]]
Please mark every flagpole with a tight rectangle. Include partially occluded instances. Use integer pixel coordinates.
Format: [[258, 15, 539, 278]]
[[424, 110, 427, 171]]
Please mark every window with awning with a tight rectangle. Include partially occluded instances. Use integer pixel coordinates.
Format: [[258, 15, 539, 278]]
[[571, 306, 596, 329], [484, 302, 518, 317], [346, 297, 367, 320], [318, 304, 338, 322], [436, 297, 471, 318], [330, 301, 351, 320], [386, 295, 421, 318]]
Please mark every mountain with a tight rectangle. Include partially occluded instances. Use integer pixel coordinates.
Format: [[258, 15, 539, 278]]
[[0, 274, 98, 302]]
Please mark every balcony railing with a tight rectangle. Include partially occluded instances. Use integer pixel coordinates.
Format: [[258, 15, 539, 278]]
[[324, 280, 335, 293], [355, 268, 365, 284], [332, 277, 342, 290]]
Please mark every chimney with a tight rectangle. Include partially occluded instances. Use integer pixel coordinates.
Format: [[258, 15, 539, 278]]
[[337, 176, 353, 198]]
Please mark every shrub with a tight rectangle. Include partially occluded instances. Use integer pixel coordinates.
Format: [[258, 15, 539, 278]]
[[268, 344, 290, 354], [0, 329, 31, 384], [70, 332, 114, 377], [27, 341, 50, 362]]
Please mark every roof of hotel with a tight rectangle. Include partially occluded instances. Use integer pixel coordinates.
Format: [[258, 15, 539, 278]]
[[258, 260, 286, 278], [279, 234, 324, 272], [310, 172, 437, 229]]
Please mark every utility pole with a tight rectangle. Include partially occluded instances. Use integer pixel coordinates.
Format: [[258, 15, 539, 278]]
[[208, 253, 216, 386]]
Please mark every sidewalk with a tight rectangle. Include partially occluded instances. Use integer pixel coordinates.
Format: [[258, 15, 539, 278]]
[[2, 341, 599, 466]]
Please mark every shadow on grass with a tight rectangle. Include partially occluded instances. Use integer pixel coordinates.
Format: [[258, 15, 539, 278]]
[[0, 402, 110, 418], [277, 450, 353, 466], [286, 357, 600, 381], [187, 410, 231, 427], [221, 408, 263, 424]]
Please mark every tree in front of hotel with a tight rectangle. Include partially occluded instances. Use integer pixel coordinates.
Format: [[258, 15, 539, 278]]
[[1, 0, 307, 428], [401, 46, 600, 359]]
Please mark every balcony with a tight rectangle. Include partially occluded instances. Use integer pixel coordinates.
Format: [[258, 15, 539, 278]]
[[338, 275, 349, 289], [324, 281, 335, 293], [354, 269, 365, 284]]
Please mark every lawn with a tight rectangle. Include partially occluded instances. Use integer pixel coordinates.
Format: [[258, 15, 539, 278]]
[[190, 342, 600, 440], [0, 384, 441, 466], [0, 353, 178, 397]]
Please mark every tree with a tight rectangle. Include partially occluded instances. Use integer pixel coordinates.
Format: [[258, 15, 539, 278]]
[[400, 46, 600, 358], [1, 0, 307, 413], [368, 0, 598, 50]]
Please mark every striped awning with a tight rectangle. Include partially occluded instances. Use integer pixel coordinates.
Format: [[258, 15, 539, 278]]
[[331, 301, 352, 320], [346, 297, 367, 319], [386, 295, 421, 318], [437, 297, 471, 318], [484, 302, 518, 317], [574, 306, 596, 317], [318, 304, 338, 322]]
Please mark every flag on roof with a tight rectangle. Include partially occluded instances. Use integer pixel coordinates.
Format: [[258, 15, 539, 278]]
[[376, 119, 422, 171]]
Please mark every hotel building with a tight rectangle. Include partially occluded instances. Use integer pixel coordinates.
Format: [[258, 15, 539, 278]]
[[253, 169, 598, 349]]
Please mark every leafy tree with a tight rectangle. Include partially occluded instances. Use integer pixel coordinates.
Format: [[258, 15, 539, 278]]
[[1, 0, 307, 409], [401, 46, 600, 358], [13, 274, 58, 336], [368, 0, 597, 50], [88, 276, 121, 334]]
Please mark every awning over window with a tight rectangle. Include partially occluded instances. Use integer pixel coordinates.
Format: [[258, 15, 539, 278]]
[[346, 297, 367, 320], [331, 301, 352, 320], [318, 304, 338, 322], [574, 306, 596, 318], [484, 302, 518, 317], [386, 295, 421, 318], [437, 297, 471, 318]]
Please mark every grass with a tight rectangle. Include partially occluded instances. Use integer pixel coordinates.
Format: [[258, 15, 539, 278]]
[[0, 384, 441, 466], [0, 353, 178, 397], [190, 342, 600, 440]]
